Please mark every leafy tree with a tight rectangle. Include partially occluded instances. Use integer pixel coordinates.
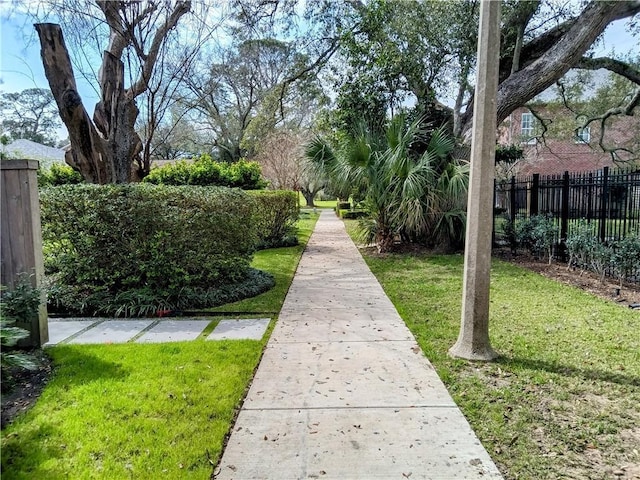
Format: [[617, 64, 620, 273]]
[[307, 115, 467, 252], [187, 38, 328, 162], [0, 88, 62, 146], [327, 0, 640, 143]]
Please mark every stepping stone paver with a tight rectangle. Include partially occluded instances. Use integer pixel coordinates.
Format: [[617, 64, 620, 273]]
[[45, 319, 101, 345], [136, 319, 212, 343], [67, 319, 155, 344], [207, 318, 270, 340]]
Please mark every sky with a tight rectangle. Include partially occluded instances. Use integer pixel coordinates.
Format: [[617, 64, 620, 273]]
[[0, 6, 638, 142]]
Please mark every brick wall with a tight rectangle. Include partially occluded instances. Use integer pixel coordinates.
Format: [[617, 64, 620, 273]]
[[499, 106, 639, 176]]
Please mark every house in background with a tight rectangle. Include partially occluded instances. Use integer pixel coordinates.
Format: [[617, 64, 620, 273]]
[[500, 107, 639, 176], [498, 70, 640, 177], [1, 139, 66, 170]]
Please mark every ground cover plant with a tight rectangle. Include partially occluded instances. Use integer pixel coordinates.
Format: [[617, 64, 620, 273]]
[[1, 213, 318, 479], [345, 220, 640, 480]]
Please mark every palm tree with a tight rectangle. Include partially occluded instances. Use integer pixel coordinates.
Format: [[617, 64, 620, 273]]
[[306, 115, 469, 253]]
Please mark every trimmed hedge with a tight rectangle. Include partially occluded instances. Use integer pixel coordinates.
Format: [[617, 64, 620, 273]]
[[143, 155, 267, 189], [249, 190, 300, 249], [38, 163, 84, 186], [40, 184, 265, 316], [339, 209, 368, 219]]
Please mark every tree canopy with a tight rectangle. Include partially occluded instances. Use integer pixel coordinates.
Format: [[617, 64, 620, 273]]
[[17, 0, 640, 182]]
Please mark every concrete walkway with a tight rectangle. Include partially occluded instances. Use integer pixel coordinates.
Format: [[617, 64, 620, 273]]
[[214, 210, 502, 479]]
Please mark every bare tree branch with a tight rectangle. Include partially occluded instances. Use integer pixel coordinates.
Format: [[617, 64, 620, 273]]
[[575, 56, 640, 85]]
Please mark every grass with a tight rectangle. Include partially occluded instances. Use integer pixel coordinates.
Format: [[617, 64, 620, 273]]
[[1, 342, 262, 479], [206, 212, 318, 314], [344, 221, 640, 480], [1, 213, 319, 479]]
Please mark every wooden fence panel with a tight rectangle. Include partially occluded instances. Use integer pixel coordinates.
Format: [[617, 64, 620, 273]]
[[1, 159, 48, 346]]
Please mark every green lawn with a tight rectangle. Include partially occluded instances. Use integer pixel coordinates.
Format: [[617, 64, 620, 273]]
[[1, 213, 319, 480], [206, 212, 318, 314], [344, 221, 640, 480]]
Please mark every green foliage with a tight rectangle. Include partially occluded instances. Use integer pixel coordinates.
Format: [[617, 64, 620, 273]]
[[307, 115, 467, 252], [501, 216, 519, 253], [38, 163, 84, 186], [495, 144, 524, 164], [339, 209, 368, 219], [40, 184, 262, 316], [611, 229, 640, 287], [565, 220, 597, 272], [0, 88, 61, 146], [249, 190, 300, 249], [1, 281, 39, 386], [565, 222, 639, 285], [143, 155, 267, 189], [517, 214, 559, 263]]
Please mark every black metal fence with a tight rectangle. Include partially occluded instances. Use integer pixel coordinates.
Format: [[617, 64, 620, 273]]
[[493, 167, 640, 255]]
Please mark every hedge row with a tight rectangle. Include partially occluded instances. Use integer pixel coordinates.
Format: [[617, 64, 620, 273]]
[[143, 155, 267, 189], [38, 163, 84, 186], [250, 190, 299, 249], [40, 184, 261, 315]]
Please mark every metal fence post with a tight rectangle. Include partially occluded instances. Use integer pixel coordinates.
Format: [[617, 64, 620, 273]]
[[599, 166, 609, 243], [559, 171, 570, 260], [531, 173, 539, 216]]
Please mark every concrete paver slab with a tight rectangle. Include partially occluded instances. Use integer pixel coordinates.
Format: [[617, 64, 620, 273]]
[[136, 319, 211, 343], [215, 407, 502, 479], [45, 319, 100, 345], [243, 341, 456, 409], [272, 308, 413, 343], [68, 320, 155, 344], [207, 318, 271, 340]]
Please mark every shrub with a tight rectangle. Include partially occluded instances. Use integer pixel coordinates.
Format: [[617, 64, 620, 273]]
[[38, 163, 84, 186], [1, 280, 39, 388], [501, 216, 519, 253], [565, 220, 597, 272], [339, 209, 368, 219], [249, 190, 299, 249], [517, 214, 558, 263], [611, 229, 640, 287], [40, 184, 262, 316], [143, 155, 267, 189]]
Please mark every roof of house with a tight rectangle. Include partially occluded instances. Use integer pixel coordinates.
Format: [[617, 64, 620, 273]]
[[2, 139, 66, 170]]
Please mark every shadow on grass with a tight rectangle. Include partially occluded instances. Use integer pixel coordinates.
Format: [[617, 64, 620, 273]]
[[50, 346, 129, 386], [1, 422, 67, 479], [498, 355, 640, 388]]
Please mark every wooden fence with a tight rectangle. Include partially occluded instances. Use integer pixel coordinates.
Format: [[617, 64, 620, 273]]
[[1, 159, 49, 346]]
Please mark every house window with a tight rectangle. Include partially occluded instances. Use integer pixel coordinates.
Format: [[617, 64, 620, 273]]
[[520, 112, 536, 144], [575, 126, 590, 143]]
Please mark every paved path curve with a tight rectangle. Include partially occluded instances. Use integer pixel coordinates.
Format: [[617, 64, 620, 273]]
[[214, 210, 502, 479]]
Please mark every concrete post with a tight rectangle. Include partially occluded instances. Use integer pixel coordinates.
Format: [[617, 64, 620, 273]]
[[449, 0, 500, 361], [1, 159, 49, 347]]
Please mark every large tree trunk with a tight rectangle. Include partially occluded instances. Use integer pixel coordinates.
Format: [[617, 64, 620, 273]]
[[36, 23, 111, 183], [301, 188, 316, 208], [459, 0, 640, 141], [36, 23, 140, 183]]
